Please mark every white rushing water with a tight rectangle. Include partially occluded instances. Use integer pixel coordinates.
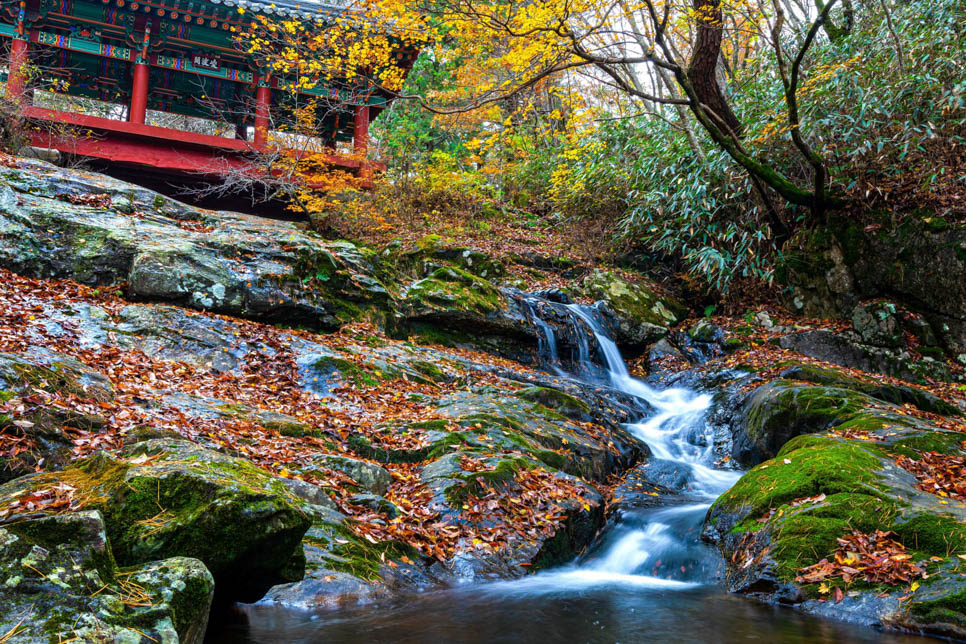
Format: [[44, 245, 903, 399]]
[[486, 301, 742, 594]]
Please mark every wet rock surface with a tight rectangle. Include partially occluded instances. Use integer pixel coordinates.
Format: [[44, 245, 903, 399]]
[[1, 160, 965, 643], [704, 365, 966, 640], [0, 509, 214, 644]]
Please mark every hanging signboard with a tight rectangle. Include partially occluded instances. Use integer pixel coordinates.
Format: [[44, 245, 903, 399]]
[[191, 51, 220, 71]]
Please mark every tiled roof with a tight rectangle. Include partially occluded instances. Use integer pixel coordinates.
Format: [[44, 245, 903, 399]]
[[210, 0, 347, 20]]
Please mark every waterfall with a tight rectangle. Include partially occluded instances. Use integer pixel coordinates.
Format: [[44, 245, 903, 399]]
[[492, 296, 741, 592]]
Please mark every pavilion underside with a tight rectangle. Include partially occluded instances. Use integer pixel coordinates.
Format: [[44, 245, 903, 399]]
[[0, 0, 413, 180]]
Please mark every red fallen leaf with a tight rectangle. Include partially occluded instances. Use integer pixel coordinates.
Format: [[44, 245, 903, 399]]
[[833, 587, 844, 603]]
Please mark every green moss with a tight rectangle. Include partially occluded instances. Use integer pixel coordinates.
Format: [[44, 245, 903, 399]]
[[578, 269, 686, 327], [768, 493, 896, 579], [534, 449, 567, 470], [426, 432, 470, 459], [348, 434, 427, 464], [405, 324, 465, 347], [408, 419, 451, 431], [744, 382, 868, 448], [146, 563, 213, 637], [890, 432, 966, 458], [415, 234, 444, 252], [325, 523, 420, 580], [5, 512, 118, 582], [265, 420, 326, 438], [515, 387, 591, 417], [407, 360, 448, 382], [780, 364, 960, 416], [443, 458, 530, 505], [922, 216, 951, 233], [893, 513, 966, 557], [910, 590, 966, 629], [405, 265, 505, 316], [716, 435, 887, 520], [313, 356, 381, 387]]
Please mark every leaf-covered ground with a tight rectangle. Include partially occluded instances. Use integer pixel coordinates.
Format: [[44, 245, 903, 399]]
[[0, 267, 603, 562]]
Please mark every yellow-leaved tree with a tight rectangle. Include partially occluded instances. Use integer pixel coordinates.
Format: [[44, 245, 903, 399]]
[[235, 0, 853, 228]]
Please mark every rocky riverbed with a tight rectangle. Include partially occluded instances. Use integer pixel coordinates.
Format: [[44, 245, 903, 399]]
[[0, 157, 963, 642]]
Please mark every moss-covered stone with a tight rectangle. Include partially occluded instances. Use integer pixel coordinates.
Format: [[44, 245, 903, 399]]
[[909, 590, 966, 634], [515, 386, 592, 421], [404, 265, 506, 318], [778, 363, 959, 416], [569, 269, 687, 349], [716, 435, 888, 523], [0, 509, 214, 644], [0, 440, 311, 605], [734, 382, 870, 464]]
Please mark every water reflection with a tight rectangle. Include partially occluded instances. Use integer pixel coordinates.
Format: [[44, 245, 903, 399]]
[[207, 585, 933, 644]]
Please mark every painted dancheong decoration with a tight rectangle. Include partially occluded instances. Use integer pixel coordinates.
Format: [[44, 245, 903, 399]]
[[0, 0, 417, 178]]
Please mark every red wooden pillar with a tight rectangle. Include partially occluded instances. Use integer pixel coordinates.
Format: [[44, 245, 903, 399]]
[[352, 104, 369, 155], [6, 38, 28, 103], [129, 61, 149, 124], [254, 83, 271, 148], [129, 25, 151, 125]]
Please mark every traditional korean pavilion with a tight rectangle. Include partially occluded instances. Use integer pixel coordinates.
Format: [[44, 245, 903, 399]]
[[0, 0, 416, 179]]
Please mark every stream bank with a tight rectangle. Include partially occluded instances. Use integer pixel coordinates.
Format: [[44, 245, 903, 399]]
[[0, 158, 963, 642]]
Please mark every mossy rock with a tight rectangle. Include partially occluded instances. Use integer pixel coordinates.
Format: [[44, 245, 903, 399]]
[[709, 429, 966, 633], [571, 269, 687, 350], [514, 386, 592, 421], [851, 301, 903, 348], [388, 235, 505, 282], [909, 590, 966, 638], [0, 352, 112, 483], [0, 439, 311, 604], [402, 265, 506, 319], [0, 510, 214, 644], [779, 363, 959, 416], [439, 456, 530, 506], [733, 381, 870, 464], [715, 435, 888, 525]]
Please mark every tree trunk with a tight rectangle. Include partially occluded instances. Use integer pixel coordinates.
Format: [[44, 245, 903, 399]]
[[687, 0, 743, 137]]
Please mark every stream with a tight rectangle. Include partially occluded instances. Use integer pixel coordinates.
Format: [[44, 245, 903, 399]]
[[207, 300, 935, 644]]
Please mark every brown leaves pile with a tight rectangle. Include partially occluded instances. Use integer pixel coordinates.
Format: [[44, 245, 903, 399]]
[[796, 530, 925, 587], [895, 449, 966, 500]]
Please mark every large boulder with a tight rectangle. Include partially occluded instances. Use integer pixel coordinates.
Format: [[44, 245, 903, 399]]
[[393, 265, 537, 359], [783, 216, 966, 359], [0, 351, 112, 483], [733, 381, 870, 465], [778, 329, 951, 383], [0, 438, 311, 603], [706, 431, 966, 639], [0, 160, 393, 330], [851, 300, 903, 348], [707, 361, 966, 639], [0, 509, 213, 644]]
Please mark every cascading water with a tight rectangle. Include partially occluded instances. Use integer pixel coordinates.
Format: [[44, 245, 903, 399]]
[[493, 300, 741, 593], [211, 293, 934, 643]]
